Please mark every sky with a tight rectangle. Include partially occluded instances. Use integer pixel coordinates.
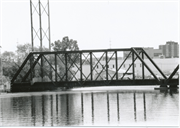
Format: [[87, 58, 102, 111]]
[[0, 0, 179, 53]]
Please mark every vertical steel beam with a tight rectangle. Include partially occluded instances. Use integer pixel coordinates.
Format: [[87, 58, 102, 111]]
[[41, 54, 44, 81], [132, 51, 135, 80], [106, 51, 108, 80], [39, 0, 43, 51], [80, 53, 83, 82], [142, 51, 145, 79], [47, 0, 51, 51], [90, 52, 93, 81], [49, 60, 52, 82], [30, 0, 34, 51], [55, 53, 57, 82], [115, 51, 118, 80], [65, 53, 68, 81], [30, 54, 34, 81], [30, 55, 33, 81]]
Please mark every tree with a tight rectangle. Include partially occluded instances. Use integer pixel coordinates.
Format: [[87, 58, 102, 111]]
[[1, 38, 80, 82], [1, 51, 18, 80], [16, 43, 50, 64], [2, 61, 19, 80], [2, 51, 16, 62], [52, 36, 80, 63], [52, 36, 79, 51], [16, 43, 32, 65], [51, 36, 80, 80], [1, 43, 52, 83]]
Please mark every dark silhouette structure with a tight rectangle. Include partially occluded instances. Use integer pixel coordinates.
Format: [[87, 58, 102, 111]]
[[11, 47, 179, 92]]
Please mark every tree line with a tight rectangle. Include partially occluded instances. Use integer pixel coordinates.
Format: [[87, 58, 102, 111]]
[[1, 36, 79, 82]]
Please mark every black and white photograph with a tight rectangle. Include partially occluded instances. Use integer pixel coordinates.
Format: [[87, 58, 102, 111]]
[[0, 0, 179, 127]]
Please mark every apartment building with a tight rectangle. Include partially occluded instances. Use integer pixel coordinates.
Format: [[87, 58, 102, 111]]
[[159, 41, 179, 58]]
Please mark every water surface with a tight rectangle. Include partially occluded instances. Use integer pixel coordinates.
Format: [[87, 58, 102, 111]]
[[0, 86, 179, 126]]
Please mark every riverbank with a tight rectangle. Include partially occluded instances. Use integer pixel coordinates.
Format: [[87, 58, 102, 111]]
[[0, 75, 11, 92]]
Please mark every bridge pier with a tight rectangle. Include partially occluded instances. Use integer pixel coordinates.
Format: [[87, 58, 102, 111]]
[[154, 79, 168, 90], [155, 84, 179, 90], [154, 86, 168, 90], [169, 84, 178, 89], [154, 78, 179, 90]]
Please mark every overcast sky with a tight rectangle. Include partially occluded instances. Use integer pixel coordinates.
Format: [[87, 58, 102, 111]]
[[0, 0, 179, 53]]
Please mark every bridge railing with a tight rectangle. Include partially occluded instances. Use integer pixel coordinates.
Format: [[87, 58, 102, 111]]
[[11, 48, 179, 87]]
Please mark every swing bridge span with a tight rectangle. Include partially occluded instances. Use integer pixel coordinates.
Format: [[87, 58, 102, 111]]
[[11, 47, 179, 92]]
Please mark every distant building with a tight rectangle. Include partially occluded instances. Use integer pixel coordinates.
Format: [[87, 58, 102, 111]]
[[159, 41, 179, 58], [123, 47, 163, 59], [123, 41, 179, 59], [143, 47, 163, 58]]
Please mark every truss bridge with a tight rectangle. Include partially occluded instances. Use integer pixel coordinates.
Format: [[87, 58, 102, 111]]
[[11, 47, 179, 92]]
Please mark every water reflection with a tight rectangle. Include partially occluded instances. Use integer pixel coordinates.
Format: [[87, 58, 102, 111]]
[[143, 93, 146, 121], [91, 92, 94, 124], [0, 89, 179, 126]]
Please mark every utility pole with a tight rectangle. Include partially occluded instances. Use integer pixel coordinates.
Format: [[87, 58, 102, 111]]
[[30, 0, 51, 51], [30, 0, 52, 81]]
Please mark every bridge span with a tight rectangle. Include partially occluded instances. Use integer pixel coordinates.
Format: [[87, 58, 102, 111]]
[[11, 48, 179, 92]]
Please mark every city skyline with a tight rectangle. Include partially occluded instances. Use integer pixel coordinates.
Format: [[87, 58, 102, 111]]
[[0, 0, 179, 53]]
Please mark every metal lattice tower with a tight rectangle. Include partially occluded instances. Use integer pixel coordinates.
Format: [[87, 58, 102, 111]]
[[30, 0, 51, 51]]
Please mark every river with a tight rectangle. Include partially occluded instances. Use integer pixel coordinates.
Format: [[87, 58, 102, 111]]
[[0, 86, 179, 127]]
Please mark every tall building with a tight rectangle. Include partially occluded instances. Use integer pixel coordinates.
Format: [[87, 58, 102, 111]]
[[159, 41, 179, 58]]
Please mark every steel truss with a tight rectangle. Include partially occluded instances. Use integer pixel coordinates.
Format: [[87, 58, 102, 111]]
[[11, 48, 179, 92]]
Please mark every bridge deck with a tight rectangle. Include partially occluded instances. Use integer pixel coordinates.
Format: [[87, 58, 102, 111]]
[[11, 79, 178, 92]]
